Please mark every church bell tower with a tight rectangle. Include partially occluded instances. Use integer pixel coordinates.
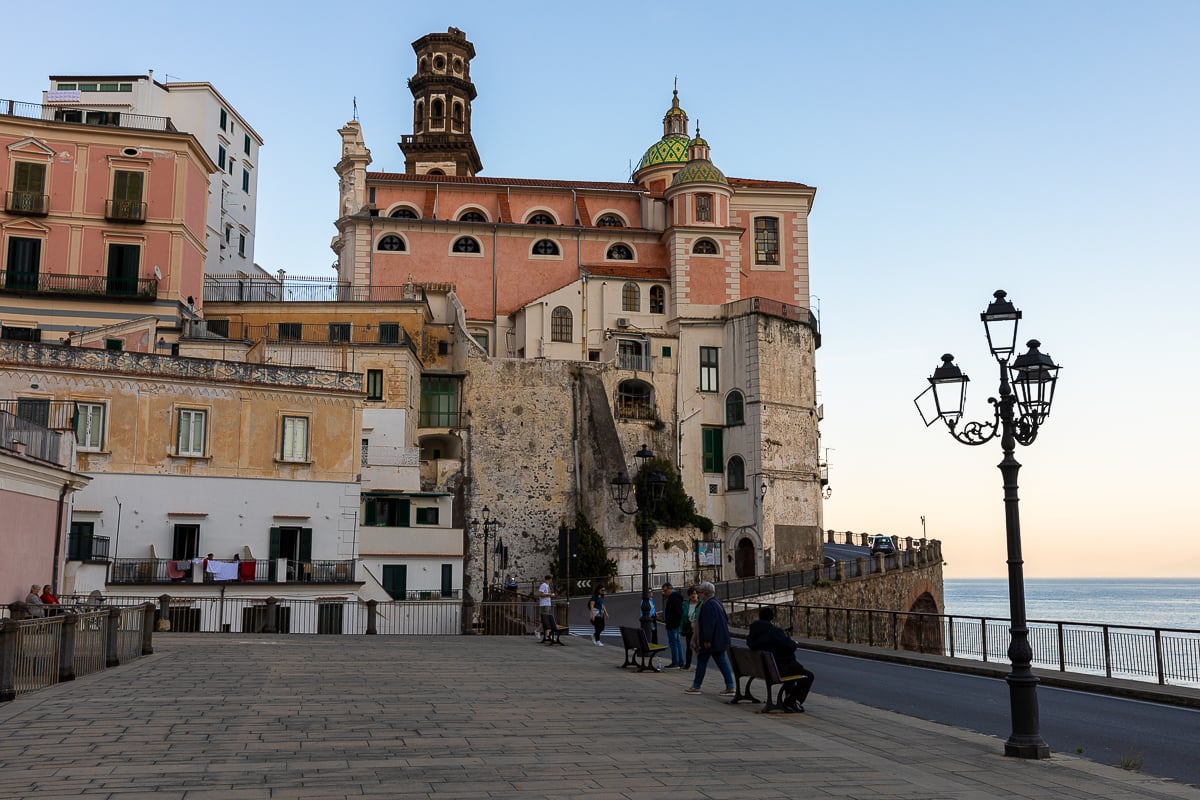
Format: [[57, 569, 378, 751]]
[[400, 27, 483, 176]]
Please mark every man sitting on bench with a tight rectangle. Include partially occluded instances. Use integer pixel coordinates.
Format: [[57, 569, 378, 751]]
[[746, 607, 815, 712]]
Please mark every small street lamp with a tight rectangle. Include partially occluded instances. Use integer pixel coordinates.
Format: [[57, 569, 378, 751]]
[[470, 506, 502, 600], [609, 443, 668, 609], [915, 289, 1061, 760]]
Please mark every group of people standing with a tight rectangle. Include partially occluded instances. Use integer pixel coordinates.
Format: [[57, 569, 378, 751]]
[[586, 579, 814, 712]]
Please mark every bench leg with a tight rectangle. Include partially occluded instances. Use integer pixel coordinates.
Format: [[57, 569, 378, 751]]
[[730, 677, 759, 705]]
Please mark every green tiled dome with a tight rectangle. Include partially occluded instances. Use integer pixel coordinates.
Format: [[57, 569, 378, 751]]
[[671, 158, 727, 186], [638, 134, 691, 170]]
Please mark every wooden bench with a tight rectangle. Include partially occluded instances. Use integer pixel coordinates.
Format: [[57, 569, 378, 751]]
[[619, 625, 668, 672], [729, 646, 807, 712]]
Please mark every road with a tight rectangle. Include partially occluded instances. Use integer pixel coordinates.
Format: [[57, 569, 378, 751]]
[[801, 648, 1200, 787]]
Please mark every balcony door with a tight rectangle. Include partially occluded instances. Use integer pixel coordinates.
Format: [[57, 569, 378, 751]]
[[106, 243, 140, 296], [5, 237, 41, 291]]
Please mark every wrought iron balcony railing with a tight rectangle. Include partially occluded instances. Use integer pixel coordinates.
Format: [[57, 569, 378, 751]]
[[0, 271, 158, 300], [5, 190, 49, 215], [105, 199, 147, 223]]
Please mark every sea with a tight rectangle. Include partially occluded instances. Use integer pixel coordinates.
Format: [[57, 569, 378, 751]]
[[943, 578, 1200, 632]]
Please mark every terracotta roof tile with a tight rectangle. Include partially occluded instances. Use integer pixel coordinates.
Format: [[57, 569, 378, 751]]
[[582, 264, 671, 280], [369, 172, 641, 193]]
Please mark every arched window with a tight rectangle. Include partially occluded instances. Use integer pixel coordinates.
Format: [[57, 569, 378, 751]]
[[696, 193, 713, 222], [693, 238, 718, 255], [727, 455, 746, 491], [725, 390, 745, 426], [419, 57, 429, 73], [452, 236, 480, 253], [621, 282, 640, 312], [551, 306, 572, 342], [532, 239, 560, 256], [452, 57, 463, 74], [616, 379, 653, 419], [390, 207, 419, 219], [377, 235, 406, 252], [597, 214, 624, 227], [459, 210, 486, 222], [452, 101, 464, 129], [431, 99, 444, 126], [649, 285, 665, 314], [527, 212, 555, 225], [607, 243, 633, 260], [414, 101, 424, 132], [426, 169, 445, 176]]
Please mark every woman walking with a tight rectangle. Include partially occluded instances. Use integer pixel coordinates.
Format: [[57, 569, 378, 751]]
[[588, 585, 609, 646], [681, 586, 701, 669]]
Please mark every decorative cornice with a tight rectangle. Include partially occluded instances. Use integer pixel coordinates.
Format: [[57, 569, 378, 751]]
[[0, 342, 363, 394]]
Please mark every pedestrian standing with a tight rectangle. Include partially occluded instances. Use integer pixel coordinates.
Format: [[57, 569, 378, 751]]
[[639, 588, 658, 644], [536, 575, 555, 641], [685, 581, 735, 695], [662, 583, 685, 668], [588, 585, 608, 646], [681, 586, 701, 670]]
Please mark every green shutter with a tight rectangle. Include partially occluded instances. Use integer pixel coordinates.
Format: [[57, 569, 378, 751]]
[[397, 499, 411, 527], [363, 498, 377, 526], [441, 564, 452, 597], [299, 529, 313, 561], [268, 527, 281, 559]]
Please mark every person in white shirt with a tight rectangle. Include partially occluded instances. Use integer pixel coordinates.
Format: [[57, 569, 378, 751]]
[[536, 575, 557, 642]]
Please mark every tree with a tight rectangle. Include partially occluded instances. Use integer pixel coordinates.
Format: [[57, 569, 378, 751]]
[[635, 457, 713, 534], [550, 511, 617, 595]]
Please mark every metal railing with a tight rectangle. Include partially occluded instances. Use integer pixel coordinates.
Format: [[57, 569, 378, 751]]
[[203, 276, 428, 304], [5, 190, 49, 215], [105, 198, 147, 222], [108, 558, 357, 585], [726, 601, 1200, 688], [186, 319, 412, 348], [0, 270, 158, 299], [0, 604, 155, 701], [616, 351, 653, 371], [0, 99, 175, 132]]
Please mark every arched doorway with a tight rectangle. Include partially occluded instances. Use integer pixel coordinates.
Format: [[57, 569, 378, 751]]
[[900, 591, 944, 653], [735, 537, 756, 578]]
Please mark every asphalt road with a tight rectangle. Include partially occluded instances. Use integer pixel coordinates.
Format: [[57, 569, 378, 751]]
[[800, 648, 1200, 787]]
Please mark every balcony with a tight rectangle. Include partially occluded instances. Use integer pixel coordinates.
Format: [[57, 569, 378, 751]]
[[5, 190, 49, 216], [67, 532, 111, 562], [105, 198, 147, 223], [0, 271, 158, 300], [108, 558, 358, 585], [1, 98, 176, 132], [616, 351, 652, 371], [203, 275, 428, 304]]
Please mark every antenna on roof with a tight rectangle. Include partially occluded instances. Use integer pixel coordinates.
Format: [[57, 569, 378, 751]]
[[164, 73, 180, 83]]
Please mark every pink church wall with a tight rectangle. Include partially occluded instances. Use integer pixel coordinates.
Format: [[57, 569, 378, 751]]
[[0, 484, 60, 603]]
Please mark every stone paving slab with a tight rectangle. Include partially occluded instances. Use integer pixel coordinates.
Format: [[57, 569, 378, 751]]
[[0, 633, 1197, 799]]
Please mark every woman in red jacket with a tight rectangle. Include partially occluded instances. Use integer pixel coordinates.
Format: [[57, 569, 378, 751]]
[[40, 584, 59, 604]]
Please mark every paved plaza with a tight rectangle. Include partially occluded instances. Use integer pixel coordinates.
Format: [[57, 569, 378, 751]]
[[1, 633, 1198, 800]]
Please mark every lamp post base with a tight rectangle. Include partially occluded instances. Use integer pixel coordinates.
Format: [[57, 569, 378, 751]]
[[1004, 736, 1051, 760]]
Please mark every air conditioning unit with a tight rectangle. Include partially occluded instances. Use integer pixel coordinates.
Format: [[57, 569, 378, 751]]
[[616, 317, 631, 328]]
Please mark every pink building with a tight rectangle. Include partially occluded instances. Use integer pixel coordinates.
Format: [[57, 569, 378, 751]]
[[1, 96, 215, 350]]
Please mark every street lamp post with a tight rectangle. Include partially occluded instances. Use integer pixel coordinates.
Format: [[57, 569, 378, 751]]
[[609, 444, 668, 618], [470, 506, 502, 600], [915, 289, 1061, 760]]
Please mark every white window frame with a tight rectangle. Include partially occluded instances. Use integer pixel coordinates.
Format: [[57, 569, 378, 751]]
[[74, 402, 104, 451], [700, 347, 720, 393], [281, 415, 310, 462], [177, 408, 207, 457]]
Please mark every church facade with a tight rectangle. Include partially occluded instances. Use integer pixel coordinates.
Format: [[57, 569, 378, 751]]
[[330, 27, 826, 582]]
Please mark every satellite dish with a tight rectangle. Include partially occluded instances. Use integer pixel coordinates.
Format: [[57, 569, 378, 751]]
[[153, 265, 162, 280]]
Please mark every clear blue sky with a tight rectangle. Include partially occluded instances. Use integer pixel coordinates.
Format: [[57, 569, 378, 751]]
[[6, 2, 1198, 577]]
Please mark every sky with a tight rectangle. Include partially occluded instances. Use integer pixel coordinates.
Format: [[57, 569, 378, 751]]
[[5, 2, 1198, 579]]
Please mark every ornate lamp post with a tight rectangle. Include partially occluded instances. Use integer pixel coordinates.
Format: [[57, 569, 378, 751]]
[[470, 506, 502, 599], [609, 443, 668, 604], [915, 289, 1061, 760]]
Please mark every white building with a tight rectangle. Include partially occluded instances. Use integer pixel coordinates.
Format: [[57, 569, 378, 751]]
[[42, 73, 264, 278]]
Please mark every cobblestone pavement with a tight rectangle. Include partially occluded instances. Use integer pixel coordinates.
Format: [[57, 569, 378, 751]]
[[1, 634, 1198, 799]]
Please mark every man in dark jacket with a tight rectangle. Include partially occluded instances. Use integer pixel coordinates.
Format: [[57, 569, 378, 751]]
[[662, 583, 685, 668], [747, 606, 815, 712]]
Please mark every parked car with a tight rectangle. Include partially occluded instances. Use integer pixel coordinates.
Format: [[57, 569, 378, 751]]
[[870, 535, 897, 555]]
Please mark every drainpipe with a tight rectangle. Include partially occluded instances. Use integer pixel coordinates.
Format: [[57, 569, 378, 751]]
[[52, 482, 70, 592], [433, 183, 439, 219], [578, 229, 587, 360], [491, 224, 498, 354]]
